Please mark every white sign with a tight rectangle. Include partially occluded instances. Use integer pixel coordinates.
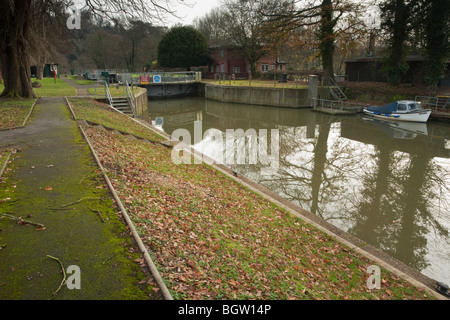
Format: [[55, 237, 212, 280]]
[[153, 75, 162, 83]]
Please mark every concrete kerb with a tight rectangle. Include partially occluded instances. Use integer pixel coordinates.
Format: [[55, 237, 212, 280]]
[[0, 150, 12, 179], [64, 96, 447, 300], [64, 97, 174, 301]]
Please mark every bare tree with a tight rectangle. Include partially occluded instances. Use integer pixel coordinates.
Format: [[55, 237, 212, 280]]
[[0, 0, 191, 98], [259, 0, 370, 84]]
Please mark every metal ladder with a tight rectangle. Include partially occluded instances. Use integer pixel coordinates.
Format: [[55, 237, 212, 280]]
[[329, 77, 347, 101], [104, 81, 134, 116]]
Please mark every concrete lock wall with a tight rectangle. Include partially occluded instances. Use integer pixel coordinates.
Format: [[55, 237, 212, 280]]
[[133, 88, 148, 115], [203, 82, 330, 108]]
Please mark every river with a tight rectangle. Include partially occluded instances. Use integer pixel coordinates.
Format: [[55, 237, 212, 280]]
[[144, 96, 450, 286]]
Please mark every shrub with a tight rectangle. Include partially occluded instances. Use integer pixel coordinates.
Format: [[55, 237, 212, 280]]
[[32, 80, 42, 88]]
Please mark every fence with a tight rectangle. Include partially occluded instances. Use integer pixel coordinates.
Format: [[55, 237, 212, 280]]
[[117, 72, 200, 85], [313, 98, 344, 110], [415, 96, 449, 111]]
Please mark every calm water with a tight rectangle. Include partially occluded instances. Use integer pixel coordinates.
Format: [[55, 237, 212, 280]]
[[145, 96, 450, 285]]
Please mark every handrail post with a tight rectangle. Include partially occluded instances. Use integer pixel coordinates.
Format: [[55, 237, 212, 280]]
[[125, 81, 137, 117]]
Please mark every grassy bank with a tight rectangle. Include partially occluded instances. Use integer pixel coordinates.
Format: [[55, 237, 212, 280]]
[[32, 77, 76, 97], [67, 97, 436, 300], [0, 99, 35, 130], [0, 78, 76, 98]]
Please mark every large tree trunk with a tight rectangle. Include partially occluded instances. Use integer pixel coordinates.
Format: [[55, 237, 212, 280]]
[[0, 0, 35, 99], [319, 0, 336, 86]]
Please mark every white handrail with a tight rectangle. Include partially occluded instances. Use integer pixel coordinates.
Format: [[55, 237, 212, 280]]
[[104, 81, 113, 107], [125, 81, 137, 116]]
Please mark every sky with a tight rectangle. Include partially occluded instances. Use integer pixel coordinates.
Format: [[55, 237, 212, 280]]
[[166, 0, 222, 26]]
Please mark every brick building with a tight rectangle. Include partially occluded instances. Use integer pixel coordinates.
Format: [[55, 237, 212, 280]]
[[204, 44, 287, 79]]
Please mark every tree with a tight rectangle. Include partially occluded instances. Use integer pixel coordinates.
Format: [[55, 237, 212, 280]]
[[379, 0, 419, 85], [193, 8, 230, 46], [423, 0, 450, 84], [220, 0, 294, 77], [0, 0, 37, 98], [0, 0, 191, 99], [258, 0, 365, 84], [157, 26, 209, 70]]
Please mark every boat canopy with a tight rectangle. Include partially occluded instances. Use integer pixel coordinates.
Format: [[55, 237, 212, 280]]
[[366, 102, 398, 114]]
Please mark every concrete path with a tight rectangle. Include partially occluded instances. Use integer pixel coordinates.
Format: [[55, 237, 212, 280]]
[[60, 77, 101, 97], [0, 97, 158, 299]]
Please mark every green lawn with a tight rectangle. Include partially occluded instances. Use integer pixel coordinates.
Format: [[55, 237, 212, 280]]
[[74, 79, 94, 85], [67, 97, 163, 142], [88, 85, 146, 98], [32, 77, 76, 97]]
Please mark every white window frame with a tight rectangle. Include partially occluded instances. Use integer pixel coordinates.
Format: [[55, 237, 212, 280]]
[[261, 64, 269, 72]]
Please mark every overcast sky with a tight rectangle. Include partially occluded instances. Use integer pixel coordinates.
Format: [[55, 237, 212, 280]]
[[167, 0, 222, 26]]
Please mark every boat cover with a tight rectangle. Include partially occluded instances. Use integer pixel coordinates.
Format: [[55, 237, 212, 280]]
[[366, 102, 398, 114]]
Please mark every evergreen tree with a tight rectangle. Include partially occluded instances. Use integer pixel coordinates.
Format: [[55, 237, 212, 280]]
[[157, 26, 209, 70], [423, 0, 450, 84], [379, 0, 415, 85]]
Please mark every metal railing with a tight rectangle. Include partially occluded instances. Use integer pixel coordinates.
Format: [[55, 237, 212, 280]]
[[313, 98, 344, 110], [104, 81, 114, 107], [329, 77, 348, 101], [117, 71, 199, 85], [125, 81, 137, 116], [415, 95, 450, 111]]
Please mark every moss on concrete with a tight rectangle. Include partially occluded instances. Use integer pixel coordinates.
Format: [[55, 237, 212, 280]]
[[0, 98, 159, 300]]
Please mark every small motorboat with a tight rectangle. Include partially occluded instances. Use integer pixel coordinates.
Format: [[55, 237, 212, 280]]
[[363, 100, 432, 123]]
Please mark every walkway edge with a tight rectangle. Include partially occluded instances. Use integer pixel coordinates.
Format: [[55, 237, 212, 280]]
[[64, 98, 174, 301], [0, 150, 11, 179]]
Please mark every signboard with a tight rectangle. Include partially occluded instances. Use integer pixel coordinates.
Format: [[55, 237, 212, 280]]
[[155, 117, 164, 126], [140, 75, 150, 84], [153, 75, 162, 83]]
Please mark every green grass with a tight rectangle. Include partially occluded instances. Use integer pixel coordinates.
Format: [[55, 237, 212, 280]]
[[74, 80, 94, 85], [0, 98, 35, 129], [31, 77, 76, 97], [88, 85, 146, 98], [1, 77, 77, 97], [66, 97, 164, 142]]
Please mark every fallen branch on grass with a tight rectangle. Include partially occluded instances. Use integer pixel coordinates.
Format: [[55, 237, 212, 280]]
[[89, 207, 106, 223], [60, 197, 101, 208], [46, 255, 67, 299], [0, 212, 45, 229]]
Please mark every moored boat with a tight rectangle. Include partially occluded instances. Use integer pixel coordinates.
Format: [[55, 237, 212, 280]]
[[363, 100, 432, 123]]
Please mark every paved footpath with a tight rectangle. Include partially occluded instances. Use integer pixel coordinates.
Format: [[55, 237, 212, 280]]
[[0, 97, 158, 300]]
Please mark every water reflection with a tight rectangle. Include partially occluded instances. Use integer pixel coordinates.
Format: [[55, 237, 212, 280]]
[[146, 97, 450, 284]]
